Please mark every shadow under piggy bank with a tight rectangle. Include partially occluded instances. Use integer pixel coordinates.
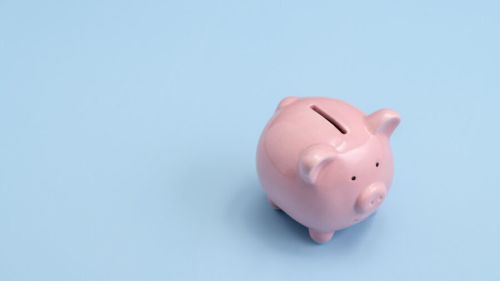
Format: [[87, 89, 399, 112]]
[[228, 179, 377, 255]]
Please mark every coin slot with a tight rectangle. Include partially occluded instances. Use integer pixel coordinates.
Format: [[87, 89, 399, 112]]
[[311, 105, 347, 134]]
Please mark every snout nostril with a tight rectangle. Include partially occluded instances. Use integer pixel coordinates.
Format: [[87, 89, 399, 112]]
[[356, 183, 388, 214]]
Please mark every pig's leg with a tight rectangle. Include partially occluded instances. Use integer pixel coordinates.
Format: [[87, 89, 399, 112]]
[[267, 197, 280, 210], [309, 229, 334, 243]]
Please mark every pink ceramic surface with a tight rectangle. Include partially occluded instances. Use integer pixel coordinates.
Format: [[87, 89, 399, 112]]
[[256, 97, 400, 243]]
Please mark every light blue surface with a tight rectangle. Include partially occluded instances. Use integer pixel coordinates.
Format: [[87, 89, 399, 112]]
[[1, 0, 499, 280]]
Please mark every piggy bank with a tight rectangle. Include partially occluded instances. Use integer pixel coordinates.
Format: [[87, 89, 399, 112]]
[[256, 97, 400, 243]]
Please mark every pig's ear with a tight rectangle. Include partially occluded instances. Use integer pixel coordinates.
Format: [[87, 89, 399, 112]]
[[276, 96, 299, 111], [299, 144, 337, 185], [365, 109, 400, 137]]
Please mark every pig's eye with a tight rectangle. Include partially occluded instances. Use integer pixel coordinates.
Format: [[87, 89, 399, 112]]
[[376, 162, 380, 167], [351, 176, 357, 181]]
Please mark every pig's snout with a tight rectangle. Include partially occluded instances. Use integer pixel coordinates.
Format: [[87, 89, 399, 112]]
[[355, 182, 387, 214]]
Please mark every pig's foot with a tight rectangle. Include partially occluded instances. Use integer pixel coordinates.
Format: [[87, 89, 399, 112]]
[[268, 197, 280, 210], [308, 229, 334, 244]]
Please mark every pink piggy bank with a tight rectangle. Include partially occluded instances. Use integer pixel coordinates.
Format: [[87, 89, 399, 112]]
[[256, 97, 400, 243]]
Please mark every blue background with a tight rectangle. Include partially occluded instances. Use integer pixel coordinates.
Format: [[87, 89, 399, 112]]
[[1, 0, 499, 280]]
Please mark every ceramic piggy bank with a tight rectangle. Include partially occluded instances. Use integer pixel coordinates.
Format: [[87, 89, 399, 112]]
[[256, 97, 400, 243]]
